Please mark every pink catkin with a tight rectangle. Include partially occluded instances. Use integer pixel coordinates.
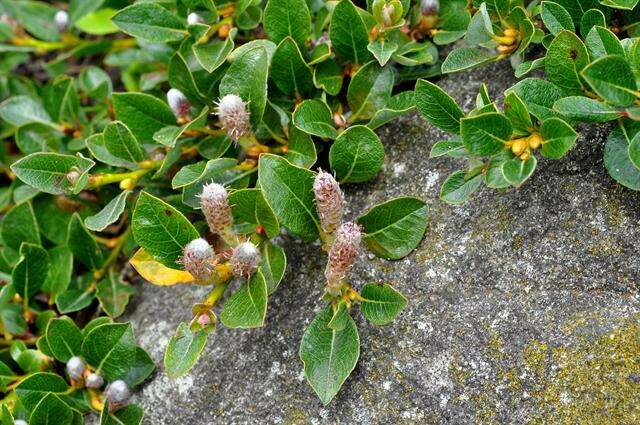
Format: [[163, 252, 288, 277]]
[[216, 94, 251, 141], [313, 170, 344, 234], [230, 242, 261, 278], [181, 238, 214, 282], [324, 222, 361, 295], [200, 182, 233, 236]]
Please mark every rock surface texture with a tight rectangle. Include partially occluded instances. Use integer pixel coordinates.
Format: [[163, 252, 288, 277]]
[[126, 61, 640, 424]]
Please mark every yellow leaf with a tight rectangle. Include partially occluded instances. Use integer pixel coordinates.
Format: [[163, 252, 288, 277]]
[[129, 249, 194, 286]]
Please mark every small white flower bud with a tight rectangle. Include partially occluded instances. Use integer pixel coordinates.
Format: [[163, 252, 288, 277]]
[[105, 380, 130, 406], [313, 170, 344, 234], [182, 238, 214, 282], [200, 183, 233, 237], [14, 420, 28, 425], [66, 170, 80, 186], [420, 0, 439, 15], [187, 12, 204, 25], [167, 88, 190, 119], [325, 222, 361, 295], [230, 242, 260, 278], [66, 356, 85, 380], [85, 372, 104, 389], [54, 10, 68, 32], [216, 94, 251, 141]]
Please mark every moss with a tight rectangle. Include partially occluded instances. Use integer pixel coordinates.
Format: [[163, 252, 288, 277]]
[[282, 408, 310, 425]]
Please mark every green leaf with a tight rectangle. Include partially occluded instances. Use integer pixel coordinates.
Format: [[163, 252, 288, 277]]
[[440, 171, 483, 204], [540, 117, 578, 158], [153, 107, 210, 148], [220, 271, 268, 328], [12, 243, 49, 303], [347, 61, 394, 122], [96, 270, 136, 318], [553, 96, 620, 122], [545, 30, 590, 95], [0, 95, 54, 127], [219, 46, 269, 128], [313, 60, 343, 96], [541, 1, 575, 35], [329, 0, 371, 64], [628, 130, 640, 171], [164, 322, 209, 378], [460, 112, 512, 156], [123, 347, 154, 387], [329, 125, 384, 183], [292, 99, 337, 139], [270, 37, 313, 97], [430, 137, 466, 158], [180, 159, 246, 208], [367, 91, 415, 130], [415, 79, 464, 134], [192, 31, 236, 73], [168, 52, 204, 103], [1, 202, 40, 250], [260, 241, 286, 294], [360, 283, 407, 325], [504, 92, 533, 136], [327, 301, 349, 331], [81, 323, 136, 382], [43, 77, 79, 124], [502, 155, 537, 187], [132, 192, 200, 269], [100, 403, 144, 425], [9, 1, 59, 42], [599, 0, 639, 9], [585, 25, 624, 59], [299, 306, 360, 405], [10, 152, 94, 195], [581, 55, 637, 106], [506, 78, 565, 121], [75, 8, 119, 35], [56, 289, 95, 314], [367, 39, 398, 67], [29, 393, 75, 425], [42, 246, 73, 298], [85, 191, 131, 232], [442, 48, 496, 74], [103, 121, 147, 168], [15, 372, 68, 412], [284, 126, 317, 168], [112, 92, 176, 143], [0, 360, 16, 392], [229, 188, 280, 238], [112, 3, 187, 42], [45, 316, 82, 363], [67, 213, 103, 271], [258, 154, 320, 241], [579, 9, 606, 38], [263, 0, 311, 47], [605, 121, 640, 190], [357, 197, 428, 260]]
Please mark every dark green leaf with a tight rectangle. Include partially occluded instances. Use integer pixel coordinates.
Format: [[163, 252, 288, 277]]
[[292, 99, 337, 139], [11, 152, 94, 195], [415, 79, 464, 134], [112, 3, 187, 42], [329, 125, 384, 183], [67, 213, 103, 271], [46, 316, 82, 362], [263, 0, 311, 47], [164, 322, 208, 378], [360, 283, 407, 325], [220, 271, 268, 328], [329, 0, 371, 64]]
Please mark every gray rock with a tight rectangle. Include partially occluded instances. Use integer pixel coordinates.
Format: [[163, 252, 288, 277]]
[[126, 60, 640, 424]]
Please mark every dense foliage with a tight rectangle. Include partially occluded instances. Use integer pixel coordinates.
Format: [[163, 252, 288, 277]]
[[1, 0, 639, 421]]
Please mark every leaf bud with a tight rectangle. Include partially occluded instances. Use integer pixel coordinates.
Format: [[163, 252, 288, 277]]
[[181, 238, 214, 282], [54, 10, 68, 32], [85, 372, 104, 389], [200, 182, 234, 237], [66, 170, 80, 186], [420, 0, 439, 15], [66, 356, 85, 381], [313, 170, 344, 235], [216, 94, 251, 141], [230, 241, 261, 278], [187, 12, 204, 25], [167, 88, 190, 119], [511, 138, 527, 156], [372, 0, 403, 27], [528, 133, 542, 150], [14, 420, 27, 425], [325, 222, 361, 295], [105, 380, 130, 410]]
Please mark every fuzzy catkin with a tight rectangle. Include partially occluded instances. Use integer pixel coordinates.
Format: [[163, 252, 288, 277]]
[[420, 0, 439, 14], [167, 88, 190, 119], [181, 238, 214, 282], [230, 242, 261, 278], [324, 222, 361, 295], [200, 182, 233, 236], [216, 94, 251, 141], [313, 170, 344, 234]]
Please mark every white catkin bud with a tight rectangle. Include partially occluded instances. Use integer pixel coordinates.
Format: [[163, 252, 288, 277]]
[[181, 238, 214, 282], [230, 242, 261, 278], [324, 222, 361, 295], [216, 94, 251, 141], [85, 373, 104, 389], [66, 356, 85, 380], [420, 0, 439, 15], [167, 88, 190, 119], [187, 12, 204, 25], [66, 170, 80, 186], [54, 10, 69, 32], [14, 420, 28, 425], [200, 183, 233, 236], [105, 380, 130, 405], [313, 170, 344, 234]]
